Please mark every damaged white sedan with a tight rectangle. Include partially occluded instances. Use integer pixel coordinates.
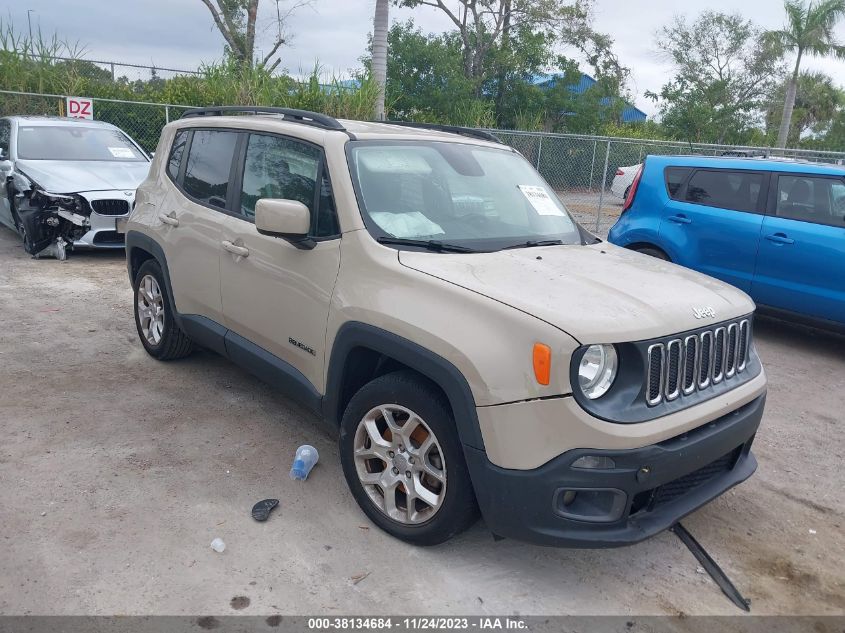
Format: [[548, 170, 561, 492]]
[[0, 116, 151, 259]]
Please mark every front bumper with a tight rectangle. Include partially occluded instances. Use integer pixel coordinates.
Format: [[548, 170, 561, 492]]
[[465, 394, 765, 548], [73, 211, 127, 249]]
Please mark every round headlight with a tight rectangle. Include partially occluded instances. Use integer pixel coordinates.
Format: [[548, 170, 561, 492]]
[[578, 344, 618, 399]]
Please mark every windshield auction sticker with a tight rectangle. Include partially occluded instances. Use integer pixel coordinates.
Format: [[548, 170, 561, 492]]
[[108, 147, 135, 158], [518, 185, 564, 216]]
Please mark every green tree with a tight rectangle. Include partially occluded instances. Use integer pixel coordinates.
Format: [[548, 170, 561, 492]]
[[394, 0, 593, 87], [766, 71, 843, 145], [380, 21, 480, 122], [649, 11, 784, 144], [768, 0, 845, 148]]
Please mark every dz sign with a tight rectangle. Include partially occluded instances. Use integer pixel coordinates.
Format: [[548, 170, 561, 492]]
[[65, 96, 94, 119]]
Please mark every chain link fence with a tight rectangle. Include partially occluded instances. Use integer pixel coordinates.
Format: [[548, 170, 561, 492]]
[[37, 55, 203, 83], [0, 90, 191, 153], [4, 90, 845, 237]]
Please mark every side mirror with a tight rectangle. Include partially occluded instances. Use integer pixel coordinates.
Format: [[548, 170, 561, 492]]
[[255, 198, 314, 249]]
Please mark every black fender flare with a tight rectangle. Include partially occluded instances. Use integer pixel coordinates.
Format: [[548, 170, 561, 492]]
[[125, 230, 181, 326], [323, 321, 486, 452]]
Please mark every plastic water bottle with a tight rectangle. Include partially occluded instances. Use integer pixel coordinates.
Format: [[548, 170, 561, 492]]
[[210, 538, 226, 553], [290, 445, 319, 480]]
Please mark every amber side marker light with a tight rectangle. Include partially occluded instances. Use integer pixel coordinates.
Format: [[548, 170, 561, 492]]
[[533, 343, 551, 386]]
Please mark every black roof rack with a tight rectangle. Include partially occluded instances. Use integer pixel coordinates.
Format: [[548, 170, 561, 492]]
[[180, 106, 346, 131], [378, 121, 501, 143]]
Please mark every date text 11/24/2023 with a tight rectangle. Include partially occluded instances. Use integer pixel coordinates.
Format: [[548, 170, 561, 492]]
[[307, 617, 529, 630]]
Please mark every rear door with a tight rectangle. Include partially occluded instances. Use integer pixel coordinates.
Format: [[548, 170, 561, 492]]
[[161, 128, 239, 323], [751, 173, 845, 325], [659, 167, 767, 292]]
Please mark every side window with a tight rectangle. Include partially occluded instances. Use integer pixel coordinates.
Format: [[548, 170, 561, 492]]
[[240, 133, 339, 237], [665, 167, 691, 199], [167, 130, 189, 182], [685, 170, 763, 213], [0, 120, 10, 158], [182, 130, 239, 209], [775, 175, 845, 228]]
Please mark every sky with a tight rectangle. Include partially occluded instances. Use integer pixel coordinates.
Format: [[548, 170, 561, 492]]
[[4, 0, 845, 117]]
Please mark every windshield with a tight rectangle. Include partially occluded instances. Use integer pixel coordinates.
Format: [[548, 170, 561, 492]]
[[348, 141, 582, 250], [16, 125, 147, 161]]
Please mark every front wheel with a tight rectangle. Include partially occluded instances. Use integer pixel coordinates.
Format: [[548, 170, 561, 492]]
[[133, 259, 193, 360], [339, 371, 478, 545]]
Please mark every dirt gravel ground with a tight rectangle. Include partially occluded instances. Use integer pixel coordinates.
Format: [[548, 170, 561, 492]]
[[0, 227, 843, 616]]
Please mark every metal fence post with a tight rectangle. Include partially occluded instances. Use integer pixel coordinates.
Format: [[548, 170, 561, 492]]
[[165, 106, 170, 124], [588, 140, 598, 191], [595, 140, 612, 233], [536, 135, 543, 171]]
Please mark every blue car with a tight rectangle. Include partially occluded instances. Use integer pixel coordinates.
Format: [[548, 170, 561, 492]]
[[608, 155, 845, 331]]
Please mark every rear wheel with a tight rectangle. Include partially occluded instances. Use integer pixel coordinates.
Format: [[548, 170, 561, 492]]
[[635, 246, 670, 261], [133, 259, 193, 360], [339, 371, 478, 545], [623, 185, 631, 199]]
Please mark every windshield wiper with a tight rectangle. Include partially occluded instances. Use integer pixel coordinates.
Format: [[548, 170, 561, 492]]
[[501, 239, 565, 250], [377, 237, 479, 253]]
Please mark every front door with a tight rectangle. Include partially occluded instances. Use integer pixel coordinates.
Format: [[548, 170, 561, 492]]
[[751, 173, 845, 326], [219, 132, 341, 393], [659, 168, 767, 292]]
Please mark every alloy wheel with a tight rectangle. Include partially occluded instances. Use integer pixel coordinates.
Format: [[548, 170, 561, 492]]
[[353, 404, 447, 524], [137, 274, 165, 346]]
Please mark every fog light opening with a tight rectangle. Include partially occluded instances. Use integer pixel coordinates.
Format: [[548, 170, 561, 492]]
[[572, 455, 616, 470], [561, 490, 577, 507]]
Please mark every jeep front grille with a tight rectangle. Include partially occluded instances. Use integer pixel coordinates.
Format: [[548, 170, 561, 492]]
[[645, 319, 751, 406]]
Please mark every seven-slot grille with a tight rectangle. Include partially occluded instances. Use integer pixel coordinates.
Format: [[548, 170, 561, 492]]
[[646, 319, 751, 406], [90, 199, 130, 215]]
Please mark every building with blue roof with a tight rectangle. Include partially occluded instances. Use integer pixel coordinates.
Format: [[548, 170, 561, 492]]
[[532, 72, 647, 123]]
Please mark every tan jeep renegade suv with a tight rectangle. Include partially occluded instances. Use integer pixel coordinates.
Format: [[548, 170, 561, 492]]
[[125, 107, 767, 547]]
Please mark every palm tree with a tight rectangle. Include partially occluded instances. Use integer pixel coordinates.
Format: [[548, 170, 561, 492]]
[[372, 0, 390, 120], [770, 0, 845, 148]]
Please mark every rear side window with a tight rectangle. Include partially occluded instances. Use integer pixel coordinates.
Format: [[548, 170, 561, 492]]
[[182, 130, 239, 209], [664, 167, 691, 199], [775, 175, 845, 228], [167, 130, 188, 181], [685, 170, 763, 213]]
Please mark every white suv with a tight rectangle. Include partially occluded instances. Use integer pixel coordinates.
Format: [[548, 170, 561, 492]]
[[125, 107, 767, 547]]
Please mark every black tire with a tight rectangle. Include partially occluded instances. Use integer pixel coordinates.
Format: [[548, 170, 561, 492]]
[[635, 246, 670, 261], [339, 370, 478, 546], [133, 259, 193, 360], [623, 185, 631, 199]]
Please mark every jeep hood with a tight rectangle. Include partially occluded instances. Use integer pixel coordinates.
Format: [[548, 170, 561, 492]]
[[399, 243, 755, 343], [15, 159, 150, 194]]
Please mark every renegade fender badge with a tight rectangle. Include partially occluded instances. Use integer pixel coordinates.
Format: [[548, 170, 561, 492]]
[[289, 337, 316, 356], [693, 306, 716, 319]]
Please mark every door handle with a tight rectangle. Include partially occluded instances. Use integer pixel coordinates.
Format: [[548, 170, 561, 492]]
[[221, 240, 249, 257], [667, 215, 692, 224], [765, 233, 794, 245], [159, 213, 179, 227]]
